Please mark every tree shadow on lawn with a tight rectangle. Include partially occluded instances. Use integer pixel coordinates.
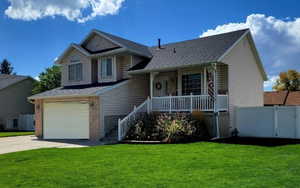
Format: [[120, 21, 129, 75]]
[[212, 137, 300, 147]]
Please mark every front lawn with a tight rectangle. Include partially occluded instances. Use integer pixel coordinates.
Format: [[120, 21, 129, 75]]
[[0, 131, 34, 138], [1, 142, 300, 187]]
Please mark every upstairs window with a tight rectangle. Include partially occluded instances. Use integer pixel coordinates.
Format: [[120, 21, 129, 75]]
[[101, 57, 113, 79], [182, 73, 201, 95], [68, 63, 83, 81]]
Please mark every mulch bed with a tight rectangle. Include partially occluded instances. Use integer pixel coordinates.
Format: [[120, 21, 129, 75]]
[[120, 140, 167, 144]]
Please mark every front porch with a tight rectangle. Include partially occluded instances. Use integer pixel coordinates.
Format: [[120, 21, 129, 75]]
[[149, 63, 229, 112]]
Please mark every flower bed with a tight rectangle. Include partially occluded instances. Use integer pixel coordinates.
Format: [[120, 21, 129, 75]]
[[124, 112, 210, 143]]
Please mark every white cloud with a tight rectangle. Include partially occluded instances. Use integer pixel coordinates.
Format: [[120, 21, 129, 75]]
[[200, 14, 300, 90], [34, 76, 40, 81], [5, 0, 125, 23], [264, 75, 278, 90]]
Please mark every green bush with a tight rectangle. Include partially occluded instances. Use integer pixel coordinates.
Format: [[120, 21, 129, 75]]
[[125, 113, 210, 143]]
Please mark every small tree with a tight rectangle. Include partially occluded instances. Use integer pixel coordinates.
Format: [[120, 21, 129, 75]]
[[0, 59, 14, 74], [273, 70, 300, 91], [32, 65, 61, 94]]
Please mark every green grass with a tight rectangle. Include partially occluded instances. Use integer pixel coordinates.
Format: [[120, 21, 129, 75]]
[[1, 142, 300, 188], [0, 131, 34, 137]]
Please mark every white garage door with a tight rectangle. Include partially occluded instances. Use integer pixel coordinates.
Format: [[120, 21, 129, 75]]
[[43, 102, 89, 139]]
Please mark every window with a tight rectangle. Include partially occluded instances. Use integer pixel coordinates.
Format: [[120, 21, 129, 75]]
[[182, 74, 201, 95], [68, 63, 83, 81], [101, 57, 113, 78]]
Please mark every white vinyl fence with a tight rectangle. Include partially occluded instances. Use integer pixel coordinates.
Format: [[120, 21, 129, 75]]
[[5, 114, 35, 131], [236, 106, 300, 139]]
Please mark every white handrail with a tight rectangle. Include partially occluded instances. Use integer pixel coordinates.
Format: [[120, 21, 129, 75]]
[[118, 98, 150, 141]]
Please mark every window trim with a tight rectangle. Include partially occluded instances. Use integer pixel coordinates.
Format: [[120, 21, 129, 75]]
[[182, 73, 202, 95], [99, 56, 116, 82], [68, 62, 83, 82]]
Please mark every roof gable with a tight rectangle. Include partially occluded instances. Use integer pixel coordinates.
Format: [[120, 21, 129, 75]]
[[80, 29, 152, 58], [81, 33, 121, 53], [218, 31, 267, 81]]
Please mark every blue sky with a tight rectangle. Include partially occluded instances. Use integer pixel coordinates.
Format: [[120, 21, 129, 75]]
[[0, 0, 300, 90]]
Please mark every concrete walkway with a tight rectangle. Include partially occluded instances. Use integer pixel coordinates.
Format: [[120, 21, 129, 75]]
[[0, 135, 103, 154]]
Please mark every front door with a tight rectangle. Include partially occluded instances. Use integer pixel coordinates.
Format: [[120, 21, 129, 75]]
[[154, 77, 169, 97]]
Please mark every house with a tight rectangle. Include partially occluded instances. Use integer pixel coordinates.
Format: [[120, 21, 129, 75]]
[[264, 91, 300, 106], [0, 74, 35, 130], [28, 28, 267, 141]]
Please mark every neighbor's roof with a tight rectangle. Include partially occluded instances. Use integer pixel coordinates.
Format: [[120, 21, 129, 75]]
[[264, 91, 288, 105], [0, 74, 32, 90], [132, 29, 250, 72], [28, 80, 128, 99]]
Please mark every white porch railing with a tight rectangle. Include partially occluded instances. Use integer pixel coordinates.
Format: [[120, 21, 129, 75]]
[[118, 99, 150, 141], [152, 94, 228, 112], [118, 94, 228, 141]]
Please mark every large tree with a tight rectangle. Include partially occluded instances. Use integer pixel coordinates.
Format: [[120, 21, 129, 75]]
[[32, 65, 61, 94], [0, 59, 14, 74], [273, 70, 300, 91]]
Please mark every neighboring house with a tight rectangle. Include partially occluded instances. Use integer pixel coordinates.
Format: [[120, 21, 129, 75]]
[[0, 74, 35, 130], [29, 28, 267, 141], [264, 91, 300, 106]]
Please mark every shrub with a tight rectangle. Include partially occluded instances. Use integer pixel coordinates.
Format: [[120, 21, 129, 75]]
[[125, 112, 210, 143]]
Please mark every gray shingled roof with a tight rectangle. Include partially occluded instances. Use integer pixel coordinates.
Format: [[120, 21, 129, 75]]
[[134, 29, 249, 72], [94, 30, 152, 58], [29, 80, 128, 99], [0, 74, 31, 90]]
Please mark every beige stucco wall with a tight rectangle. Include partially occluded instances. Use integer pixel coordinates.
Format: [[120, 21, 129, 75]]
[[221, 36, 264, 129], [0, 79, 34, 128], [61, 49, 92, 86], [83, 34, 119, 52]]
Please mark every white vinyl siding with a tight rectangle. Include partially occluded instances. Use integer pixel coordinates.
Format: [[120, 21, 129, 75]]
[[217, 64, 228, 94], [99, 75, 149, 134]]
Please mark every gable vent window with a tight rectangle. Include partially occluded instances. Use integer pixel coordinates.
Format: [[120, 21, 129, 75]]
[[68, 63, 83, 81], [101, 57, 113, 79]]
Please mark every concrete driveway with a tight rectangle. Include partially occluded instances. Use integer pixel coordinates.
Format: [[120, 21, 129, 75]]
[[0, 135, 102, 154]]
